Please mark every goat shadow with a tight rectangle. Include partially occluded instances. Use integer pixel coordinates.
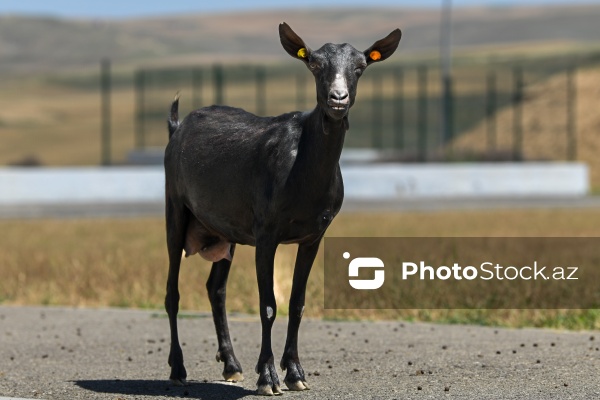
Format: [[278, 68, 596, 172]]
[[75, 379, 256, 399]]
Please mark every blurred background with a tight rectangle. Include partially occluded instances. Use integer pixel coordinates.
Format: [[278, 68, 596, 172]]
[[1, 0, 600, 174], [1, 0, 599, 328]]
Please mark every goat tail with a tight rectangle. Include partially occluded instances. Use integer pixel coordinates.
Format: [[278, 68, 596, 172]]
[[168, 92, 180, 139]]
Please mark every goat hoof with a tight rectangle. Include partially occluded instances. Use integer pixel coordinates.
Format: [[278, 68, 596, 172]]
[[170, 378, 187, 386], [218, 350, 244, 382], [224, 371, 244, 382], [285, 379, 307, 391], [281, 357, 308, 390], [257, 384, 272, 396], [257, 384, 282, 396], [256, 357, 282, 396]]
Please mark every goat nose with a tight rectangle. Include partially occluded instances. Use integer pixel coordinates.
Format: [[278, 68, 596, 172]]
[[330, 90, 349, 102]]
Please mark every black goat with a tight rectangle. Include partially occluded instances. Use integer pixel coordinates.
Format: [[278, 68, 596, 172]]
[[164, 22, 401, 395]]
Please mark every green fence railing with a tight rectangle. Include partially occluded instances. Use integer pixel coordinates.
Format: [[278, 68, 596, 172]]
[[130, 54, 591, 162]]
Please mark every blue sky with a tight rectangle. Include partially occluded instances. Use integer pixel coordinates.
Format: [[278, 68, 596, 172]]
[[0, 0, 595, 19]]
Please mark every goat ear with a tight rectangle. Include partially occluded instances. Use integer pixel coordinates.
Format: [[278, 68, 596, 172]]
[[364, 28, 402, 65], [279, 22, 311, 63]]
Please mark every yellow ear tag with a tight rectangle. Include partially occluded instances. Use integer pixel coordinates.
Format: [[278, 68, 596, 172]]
[[369, 50, 382, 61], [297, 47, 307, 58]]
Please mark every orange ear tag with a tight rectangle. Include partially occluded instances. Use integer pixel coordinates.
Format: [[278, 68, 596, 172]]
[[369, 50, 382, 61], [297, 48, 307, 58]]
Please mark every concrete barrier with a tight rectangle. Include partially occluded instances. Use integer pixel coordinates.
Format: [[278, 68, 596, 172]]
[[343, 163, 589, 199], [0, 167, 164, 204], [0, 163, 588, 205]]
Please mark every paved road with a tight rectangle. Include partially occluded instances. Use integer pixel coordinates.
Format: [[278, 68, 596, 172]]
[[0, 306, 598, 399]]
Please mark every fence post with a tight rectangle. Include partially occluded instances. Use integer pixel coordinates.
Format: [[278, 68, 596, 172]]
[[394, 68, 404, 150], [192, 68, 203, 109], [443, 74, 454, 147], [256, 66, 266, 116], [440, 74, 453, 146], [100, 58, 111, 165], [417, 65, 428, 162], [134, 69, 145, 149], [566, 65, 577, 161], [213, 64, 224, 105], [486, 70, 497, 152], [512, 66, 523, 161], [372, 74, 383, 148]]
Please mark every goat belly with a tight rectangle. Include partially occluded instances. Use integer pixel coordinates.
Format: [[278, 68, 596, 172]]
[[280, 209, 336, 244], [184, 218, 232, 262]]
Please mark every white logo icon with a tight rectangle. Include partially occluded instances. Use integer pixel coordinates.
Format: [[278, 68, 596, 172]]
[[345, 252, 385, 290]]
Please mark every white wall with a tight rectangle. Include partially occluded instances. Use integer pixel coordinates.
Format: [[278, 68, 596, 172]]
[[0, 167, 164, 204], [0, 163, 589, 205], [342, 163, 589, 199]]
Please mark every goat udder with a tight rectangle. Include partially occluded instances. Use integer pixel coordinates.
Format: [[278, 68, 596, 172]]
[[184, 235, 232, 262], [184, 219, 232, 262], [199, 241, 232, 262]]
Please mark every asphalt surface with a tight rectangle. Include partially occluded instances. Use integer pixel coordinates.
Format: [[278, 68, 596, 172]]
[[0, 306, 598, 399]]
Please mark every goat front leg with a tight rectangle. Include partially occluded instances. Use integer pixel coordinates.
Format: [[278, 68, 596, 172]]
[[206, 244, 244, 382], [254, 236, 282, 396], [280, 238, 320, 391]]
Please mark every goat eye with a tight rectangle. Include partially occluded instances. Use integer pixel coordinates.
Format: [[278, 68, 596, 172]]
[[355, 67, 364, 76], [309, 62, 320, 71]]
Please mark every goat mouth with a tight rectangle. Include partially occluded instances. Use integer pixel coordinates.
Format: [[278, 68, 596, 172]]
[[327, 100, 349, 109], [326, 106, 348, 120], [327, 101, 349, 115]]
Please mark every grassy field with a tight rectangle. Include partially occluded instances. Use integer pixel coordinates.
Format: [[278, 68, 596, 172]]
[[452, 65, 600, 186], [0, 74, 137, 166], [1, 209, 599, 330]]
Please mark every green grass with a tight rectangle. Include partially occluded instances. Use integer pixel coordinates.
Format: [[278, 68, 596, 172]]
[[1, 209, 599, 330]]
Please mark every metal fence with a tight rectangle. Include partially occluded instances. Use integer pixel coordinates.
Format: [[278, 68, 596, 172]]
[[132, 53, 600, 162]]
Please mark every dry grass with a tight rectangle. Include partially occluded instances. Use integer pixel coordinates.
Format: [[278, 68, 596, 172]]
[[1, 209, 599, 329], [452, 66, 600, 187], [0, 76, 136, 166]]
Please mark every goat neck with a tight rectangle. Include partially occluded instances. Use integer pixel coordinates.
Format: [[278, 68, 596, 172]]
[[290, 106, 346, 187]]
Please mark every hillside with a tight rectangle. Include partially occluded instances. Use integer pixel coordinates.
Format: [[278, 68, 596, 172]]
[[451, 66, 600, 186], [1, 4, 600, 74]]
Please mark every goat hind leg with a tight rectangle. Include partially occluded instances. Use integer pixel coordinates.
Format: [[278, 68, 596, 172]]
[[165, 201, 189, 385], [206, 244, 244, 382]]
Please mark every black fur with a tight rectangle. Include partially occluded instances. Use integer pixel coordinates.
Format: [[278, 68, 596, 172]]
[[167, 94, 180, 139], [163, 22, 401, 394]]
